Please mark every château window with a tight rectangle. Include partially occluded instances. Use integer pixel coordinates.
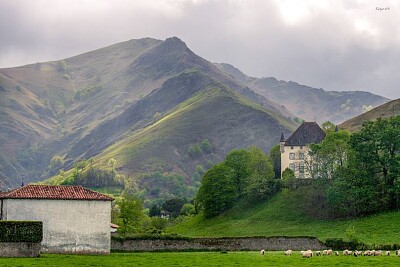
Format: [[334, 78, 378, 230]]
[[299, 163, 305, 173], [299, 153, 304, 160], [289, 163, 295, 171], [289, 153, 295, 160]]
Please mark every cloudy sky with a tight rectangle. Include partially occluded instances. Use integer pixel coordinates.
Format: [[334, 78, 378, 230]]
[[0, 0, 398, 99]]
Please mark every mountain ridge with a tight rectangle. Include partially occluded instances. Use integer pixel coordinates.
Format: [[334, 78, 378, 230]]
[[215, 63, 389, 124]]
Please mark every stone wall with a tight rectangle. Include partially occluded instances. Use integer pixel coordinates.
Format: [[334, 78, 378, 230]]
[[0, 242, 41, 257], [112, 237, 327, 252]]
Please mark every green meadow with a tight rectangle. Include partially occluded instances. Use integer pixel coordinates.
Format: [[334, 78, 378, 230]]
[[1, 252, 399, 267], [167, 191, 400, 245]]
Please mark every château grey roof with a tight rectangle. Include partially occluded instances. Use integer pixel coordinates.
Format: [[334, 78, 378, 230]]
[[284, 122, 326, 146], [0, 185, 114, 201]]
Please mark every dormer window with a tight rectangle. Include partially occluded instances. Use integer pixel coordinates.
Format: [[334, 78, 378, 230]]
[[289, 153, 295, 160]]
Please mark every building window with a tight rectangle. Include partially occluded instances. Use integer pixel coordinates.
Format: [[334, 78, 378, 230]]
[[291, 146, 294, 149], [299, 163, 305, 173], [299, 153, 304, 160], [300, 146, 303, 149], [289, 153, 295, 160], [289, 163, 295, 171]]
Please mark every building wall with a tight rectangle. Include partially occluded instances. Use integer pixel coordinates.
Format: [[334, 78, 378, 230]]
[[281, 145, 311, 178], [3, 199, 111, 254]]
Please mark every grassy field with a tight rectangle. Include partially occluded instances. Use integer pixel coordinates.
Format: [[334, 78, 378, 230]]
[[1, 252, 399, 267], [167, 190, 400, 245]]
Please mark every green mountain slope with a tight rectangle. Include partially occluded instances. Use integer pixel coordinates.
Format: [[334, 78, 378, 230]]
[[167, 190, 400, 245], [339, 98, 400, 132], [0, 37, 294, 188], [216, 63, 389, 124], [70, 71, 296, 196]]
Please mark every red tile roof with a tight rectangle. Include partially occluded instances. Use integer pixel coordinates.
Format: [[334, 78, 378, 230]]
[[0, 185, 114, 201]]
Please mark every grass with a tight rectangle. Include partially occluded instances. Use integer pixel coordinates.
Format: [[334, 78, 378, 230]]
[[167, 190, 400, 245], [1, 252, 399, 267]]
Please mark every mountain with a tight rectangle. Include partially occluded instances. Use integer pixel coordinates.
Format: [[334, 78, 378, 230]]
[[0, 37, 295, 189], [215, 63, 389, 124], [339, 98, 400, 132]]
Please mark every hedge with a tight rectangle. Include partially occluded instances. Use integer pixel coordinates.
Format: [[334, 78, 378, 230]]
[[324, 238, 400, 251], [0, 221, 43, 243]]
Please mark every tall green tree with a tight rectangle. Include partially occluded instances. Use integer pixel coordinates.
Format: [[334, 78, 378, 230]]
[[196, 163, 236, 218], [245, 146, 278, 199], [307, 130, 350, 179], [350, 116, 400, 210], [224, 149, 251, 197], [117, 196, 145, 236], [269, 144, 281, 179]]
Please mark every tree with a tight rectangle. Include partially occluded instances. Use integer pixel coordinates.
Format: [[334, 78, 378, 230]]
[[149, 205, 161, 217], [224, 149, 251, 197], [281, 168, 296, 189], [350, 116, 400, 210], [162, 198, 186, 218], [196, 163, 236, 218], [117, 196, 145, 236], [307, 130, 350, 179], [269, 144, 281, 179], [245, 146, 278, 199], [321, 121, 336, 133], [327, 158, 380, 217]]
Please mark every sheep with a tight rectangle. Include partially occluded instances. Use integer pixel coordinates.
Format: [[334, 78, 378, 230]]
[[260, 249, 265, 255], [326, 249, 333, 255], [357, 251, 363, 256], [385, 251, 390, 256], [374, 250, 382, 256], [284, 250, 292, 256], [302, 250, 313, 258], [322, 250, 328, 255], [353, 250, 358, 257], [348, 250, 353, 256], [343, 249, 349, 256], [396, 250, 400, 256], [315, 251, 321, 256], [335, 251, 339, 256], [364, 250, 371, 256]]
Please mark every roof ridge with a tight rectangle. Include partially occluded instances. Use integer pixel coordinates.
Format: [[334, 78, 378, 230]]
[[0, 184, 114, 201]]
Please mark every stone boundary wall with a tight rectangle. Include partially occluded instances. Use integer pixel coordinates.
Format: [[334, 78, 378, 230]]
[[111, 237, 327, 252], [0, 242, 41, 257]]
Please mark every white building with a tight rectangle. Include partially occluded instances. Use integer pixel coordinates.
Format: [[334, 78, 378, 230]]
[[0, 184, 113, 254], [280, 122, 326, 178]]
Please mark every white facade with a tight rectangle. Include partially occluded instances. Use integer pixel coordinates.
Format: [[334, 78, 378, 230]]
[[2, 198, 111, 254], [280, 144, 311, 178]]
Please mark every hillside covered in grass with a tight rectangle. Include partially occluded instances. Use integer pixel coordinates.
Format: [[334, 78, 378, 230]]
[[167, 190, 400, 245], [340, 98, 400, 132]]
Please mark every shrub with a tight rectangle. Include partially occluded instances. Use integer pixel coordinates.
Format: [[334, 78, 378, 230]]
[[0, 221, 43, 243]]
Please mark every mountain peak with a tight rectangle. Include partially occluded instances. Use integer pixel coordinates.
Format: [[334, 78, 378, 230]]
[[161, 36, 190, 52]]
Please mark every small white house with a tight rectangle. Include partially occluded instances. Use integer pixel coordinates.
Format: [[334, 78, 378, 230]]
[[0, 184, 113, 254]]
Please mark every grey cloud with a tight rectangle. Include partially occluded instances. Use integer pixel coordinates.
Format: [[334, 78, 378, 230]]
[[0, 0, 399, 99]]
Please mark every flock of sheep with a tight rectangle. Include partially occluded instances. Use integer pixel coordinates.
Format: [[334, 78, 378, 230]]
[[259, 249, 400, 258]]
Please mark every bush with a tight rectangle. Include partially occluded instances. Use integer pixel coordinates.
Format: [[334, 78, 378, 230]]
[[324, 238, 365, 250], [0, 221, 43, 243]]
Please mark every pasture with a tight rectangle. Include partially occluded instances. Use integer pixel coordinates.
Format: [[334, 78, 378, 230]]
[[1, 251, 399, 267]]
